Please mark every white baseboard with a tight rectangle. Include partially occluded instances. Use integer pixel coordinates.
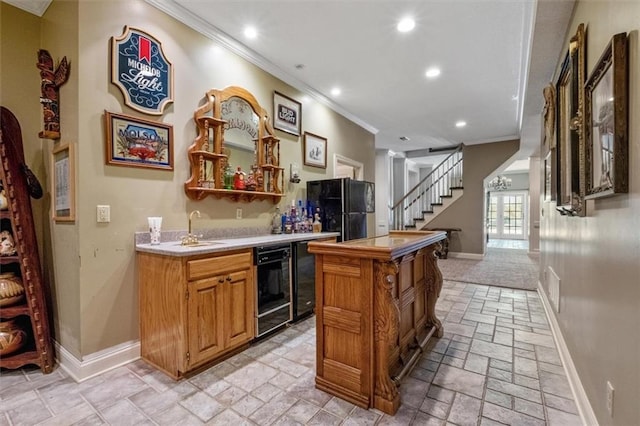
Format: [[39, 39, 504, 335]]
[[446, 252, 484, 260], [55, 339, 141, 382], [537, 282, 598, 426]]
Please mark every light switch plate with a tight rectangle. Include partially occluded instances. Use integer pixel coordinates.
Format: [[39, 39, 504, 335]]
[[97, 205, 110, 223]]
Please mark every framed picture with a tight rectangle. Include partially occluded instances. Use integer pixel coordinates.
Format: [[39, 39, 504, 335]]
[[544, 151, 553, 201], [584, 32, 628, 199], [52, 143, 75, 222], [303, 132, 327, 168], [365, 181, 375, 213], [111, 26, 173, 115], [555, 23, 586, 216], [273, 91, 301, 136], [105, 111, 174, 170]]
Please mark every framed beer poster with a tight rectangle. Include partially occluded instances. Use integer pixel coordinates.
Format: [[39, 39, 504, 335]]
[[111, 26, 174, 115], [273, 91, 301, 136]]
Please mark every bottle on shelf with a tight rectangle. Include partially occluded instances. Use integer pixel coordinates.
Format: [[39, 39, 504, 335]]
[[300, 207, 307, 233], [224, 164, 234, 189], [313, 207, 322, 233], [290, 201, 297, 233], [284, 212, 293, 234], [272, 207, 282, 234], [234, 167, 246, 190], [245, 169, 256, 191]]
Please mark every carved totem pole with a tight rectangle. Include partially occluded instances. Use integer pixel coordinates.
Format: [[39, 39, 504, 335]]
[[37, 49, 70, 139]]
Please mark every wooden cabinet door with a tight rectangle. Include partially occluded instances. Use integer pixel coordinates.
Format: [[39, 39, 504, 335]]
[[188, 276, 225, 366], [224, 269, 255, 348]]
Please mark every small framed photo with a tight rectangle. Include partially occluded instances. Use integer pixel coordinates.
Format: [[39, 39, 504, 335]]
[[105, 111, 173, 170], [52, 143, 75, 222], [303, 132, 327, 169], [584, 32, 628, 199], [273, 91, 301, 136]]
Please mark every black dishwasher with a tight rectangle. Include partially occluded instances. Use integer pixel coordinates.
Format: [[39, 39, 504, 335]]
[[291, 240, 316, 321], [254, 244, 291, 337]]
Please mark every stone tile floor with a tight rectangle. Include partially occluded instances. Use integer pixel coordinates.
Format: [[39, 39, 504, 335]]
[[0, 280, 583, 425]]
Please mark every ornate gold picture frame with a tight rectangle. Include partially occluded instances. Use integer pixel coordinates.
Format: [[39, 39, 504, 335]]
[[555, 24, 586, 216], [584, 32, 628, 199]]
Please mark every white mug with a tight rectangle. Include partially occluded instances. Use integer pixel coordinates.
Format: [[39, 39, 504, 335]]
[[148, 217, 162, 245]]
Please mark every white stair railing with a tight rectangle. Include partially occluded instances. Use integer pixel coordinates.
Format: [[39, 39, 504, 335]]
[[390, 145, 463, 230]]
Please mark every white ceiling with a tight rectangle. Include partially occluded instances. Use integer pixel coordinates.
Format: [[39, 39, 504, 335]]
[[146, 0, 574, 169], [6, 0, 575, 169]]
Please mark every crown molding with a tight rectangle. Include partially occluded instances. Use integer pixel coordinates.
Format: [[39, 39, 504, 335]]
[[144, 0, 378, 135], [2, 0, 52, 16]]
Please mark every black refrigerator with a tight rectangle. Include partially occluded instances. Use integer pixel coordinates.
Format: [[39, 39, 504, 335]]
[[307, 178, 374, 242]]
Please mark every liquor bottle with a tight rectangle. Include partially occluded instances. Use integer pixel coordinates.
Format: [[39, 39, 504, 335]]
[[284, 211, 293, 234], [305, 210, 312, 233], [312, 207, 322, 233], [272, 207, 282, 234], [290, 201, 297, 233], [300, 207, 308, 232]]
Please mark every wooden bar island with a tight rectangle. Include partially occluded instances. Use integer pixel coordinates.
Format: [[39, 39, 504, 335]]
[[308, 230, 447, 415]]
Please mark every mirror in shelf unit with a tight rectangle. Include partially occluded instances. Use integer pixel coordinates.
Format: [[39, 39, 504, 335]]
[[185, 86, 284, 203]]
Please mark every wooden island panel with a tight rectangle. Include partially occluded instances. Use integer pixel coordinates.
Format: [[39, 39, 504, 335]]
[[308, 230, 446, 415], [314, 254, 373, 408]]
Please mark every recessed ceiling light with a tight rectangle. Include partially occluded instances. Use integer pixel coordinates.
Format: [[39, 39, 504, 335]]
[[244, 26, 257, 39], [455, 121, 467, 128], [425, 67, 441, 78], [330, 87, 341, 96], [397, 18, 415, 33]]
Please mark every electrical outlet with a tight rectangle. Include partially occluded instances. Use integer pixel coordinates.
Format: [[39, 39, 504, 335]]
[[606, 381, 615, 417], [97, 205, 110, 223], [236, 208, 242, 220]]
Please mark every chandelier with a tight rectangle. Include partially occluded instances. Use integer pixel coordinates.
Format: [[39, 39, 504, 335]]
[[489, 175, 512, 191]]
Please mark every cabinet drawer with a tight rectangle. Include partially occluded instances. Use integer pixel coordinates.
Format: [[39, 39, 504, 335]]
[[187, 251, 252, 281]]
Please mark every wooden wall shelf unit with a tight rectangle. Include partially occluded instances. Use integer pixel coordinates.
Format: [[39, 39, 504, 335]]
[[308, 230, 447, 415], [138, 248, 255, 379], [185, 86, 284, 203], [0, 106, 54, 373]]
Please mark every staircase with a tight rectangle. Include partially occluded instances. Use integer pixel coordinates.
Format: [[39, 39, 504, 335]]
[[390, 145, 464, 230]]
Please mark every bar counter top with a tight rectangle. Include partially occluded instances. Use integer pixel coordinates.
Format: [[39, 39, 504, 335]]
[[135, 231, 339, 257], [308, 230, 446, 259]]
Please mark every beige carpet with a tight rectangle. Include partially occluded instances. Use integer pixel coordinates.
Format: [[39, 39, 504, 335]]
[[437, 247, 540, 290]]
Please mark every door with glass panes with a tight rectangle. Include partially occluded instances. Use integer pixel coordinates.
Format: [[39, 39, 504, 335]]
[[487, 191, 528, 240]]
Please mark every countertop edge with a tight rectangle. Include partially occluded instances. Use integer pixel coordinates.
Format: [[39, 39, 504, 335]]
[[308, 231, 447, 260], [135, 232, 340, 257]]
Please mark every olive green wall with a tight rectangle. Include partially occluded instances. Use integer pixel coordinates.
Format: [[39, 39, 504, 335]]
[[540, 1, 640, 424], [1, 2, 83, 359], [3, 0, 375, 358]]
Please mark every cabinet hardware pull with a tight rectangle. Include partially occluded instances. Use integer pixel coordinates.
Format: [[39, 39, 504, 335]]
[[226, 276, 232, 281]]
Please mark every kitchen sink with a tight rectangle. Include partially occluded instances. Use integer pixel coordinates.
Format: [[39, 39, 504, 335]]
[[174, 241, 223, 248]]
